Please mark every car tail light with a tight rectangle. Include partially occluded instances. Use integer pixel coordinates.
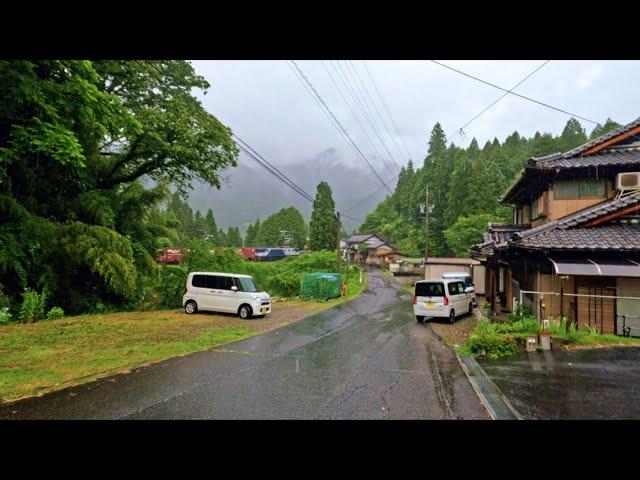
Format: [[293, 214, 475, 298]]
[[443, 297, 449, 306], [412, 295, 417, 305]]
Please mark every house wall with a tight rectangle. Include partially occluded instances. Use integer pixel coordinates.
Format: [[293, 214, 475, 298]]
[[537, 274, 576, 320], [528, 180, 613, 228], [616, 277, 640, 336]]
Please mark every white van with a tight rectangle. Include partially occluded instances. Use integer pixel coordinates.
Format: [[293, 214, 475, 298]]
[[413, 279, 474, 324], [182, 272, 271, 319], [442, 272, 477, 307]]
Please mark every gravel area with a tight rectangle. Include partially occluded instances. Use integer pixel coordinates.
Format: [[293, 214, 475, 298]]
[[429, 307, 481, 349]]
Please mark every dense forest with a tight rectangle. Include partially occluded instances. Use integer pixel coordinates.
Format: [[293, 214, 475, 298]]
[[359, 118, 622, 258], [0, 60, 240, 315]]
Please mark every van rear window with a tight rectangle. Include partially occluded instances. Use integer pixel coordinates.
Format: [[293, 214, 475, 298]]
[[415, 282, 444, 297]]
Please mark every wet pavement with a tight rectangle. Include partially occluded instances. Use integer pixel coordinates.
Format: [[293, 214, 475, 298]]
[[0, 270, 487, 419], [479, 347, 640, 419]]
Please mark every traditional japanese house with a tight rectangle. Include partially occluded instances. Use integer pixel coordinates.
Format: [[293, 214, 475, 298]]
[[471, 117, 640, 336]]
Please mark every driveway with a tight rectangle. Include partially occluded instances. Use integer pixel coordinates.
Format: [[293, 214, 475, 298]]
[[0, 270, 487, 419], [479, 347, 640, 419]]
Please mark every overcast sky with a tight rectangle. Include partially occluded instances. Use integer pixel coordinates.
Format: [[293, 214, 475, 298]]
[[188, 60, 640, 227]]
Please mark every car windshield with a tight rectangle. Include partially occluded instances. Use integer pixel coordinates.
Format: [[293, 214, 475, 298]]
[[415, 282, 445, 297], [236, 277, 258, 292]]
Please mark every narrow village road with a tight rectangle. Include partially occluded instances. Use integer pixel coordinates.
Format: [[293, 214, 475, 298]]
[[0, 270, 488, 419]]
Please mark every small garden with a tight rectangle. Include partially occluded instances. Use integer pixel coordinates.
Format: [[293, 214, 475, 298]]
[[457, 307, 640, 360]]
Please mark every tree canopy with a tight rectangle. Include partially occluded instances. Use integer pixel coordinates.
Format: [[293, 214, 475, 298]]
[[0, 60, 238, 313], [360, 118, 616, 258], [309, 181, 337, 251]]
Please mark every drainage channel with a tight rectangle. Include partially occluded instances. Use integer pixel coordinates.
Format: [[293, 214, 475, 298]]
[[456, 354, 523, 420]]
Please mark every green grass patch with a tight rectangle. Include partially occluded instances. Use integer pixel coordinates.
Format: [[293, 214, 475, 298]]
[[0, 270, 368, 402], [457, 315, 640, 360]]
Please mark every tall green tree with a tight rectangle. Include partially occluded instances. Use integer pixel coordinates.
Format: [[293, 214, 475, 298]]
[[256, 207, 307, 248], [244, 218, 260, 246], [225, 227, 243, 247], [309, 182, 337, 251], [204, 209, 219, 244], [0, 60, 238, 313]]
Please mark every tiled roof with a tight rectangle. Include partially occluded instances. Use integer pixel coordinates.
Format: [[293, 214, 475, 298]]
[[532, 148, 640, 170], [562, 116, 640, 158], [509, 191, 640, 251], [515, 191, 640, 241], [347, 234, 374, 243], [471, 223, 531, 257], [515, 224, 640, 250]]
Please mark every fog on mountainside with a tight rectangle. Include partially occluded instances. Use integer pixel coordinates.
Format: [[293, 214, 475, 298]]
[[187, 148, 398, 233]]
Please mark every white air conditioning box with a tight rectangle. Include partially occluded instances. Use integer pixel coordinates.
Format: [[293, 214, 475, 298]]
[[616, 172, 640, 190]]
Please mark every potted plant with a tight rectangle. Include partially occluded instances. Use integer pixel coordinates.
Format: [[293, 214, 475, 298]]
[[481, 299, 491, 317]]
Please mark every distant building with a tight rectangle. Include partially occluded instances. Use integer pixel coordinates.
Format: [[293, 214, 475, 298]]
[[345, 233, 407, 265]]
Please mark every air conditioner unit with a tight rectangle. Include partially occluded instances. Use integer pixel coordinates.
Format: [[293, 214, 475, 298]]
[[616, 172, 640, 190]]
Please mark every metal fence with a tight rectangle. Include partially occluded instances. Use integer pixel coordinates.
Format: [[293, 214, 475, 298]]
[[515, 289, 640, 337]]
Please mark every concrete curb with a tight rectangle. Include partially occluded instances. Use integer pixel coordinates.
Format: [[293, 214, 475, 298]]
[[456, 354, 523, 420]]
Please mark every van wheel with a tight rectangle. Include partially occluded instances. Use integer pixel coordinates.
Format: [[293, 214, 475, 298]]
[[448, 309, 455, 324], [238, 304, 252, 319], [185, 301, 197, 314]]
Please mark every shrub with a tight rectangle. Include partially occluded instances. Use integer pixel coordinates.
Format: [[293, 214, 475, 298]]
[[548, 317, 581, 343], [464, 318, 520, 359], [19, 288, 47, 323], [508, 304, 533, 321], [158, 265, 189, 308], [496, 315, 540, 337], [0, 307, 13, 324], [46, 306, 65, 320]]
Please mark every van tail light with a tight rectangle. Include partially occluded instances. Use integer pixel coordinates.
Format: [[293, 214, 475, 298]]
[[443, 297, 449, 306], [412, 295, 417, 305]]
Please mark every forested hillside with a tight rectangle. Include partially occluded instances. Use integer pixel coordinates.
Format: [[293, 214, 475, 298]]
[[360, 118, 621, 258]]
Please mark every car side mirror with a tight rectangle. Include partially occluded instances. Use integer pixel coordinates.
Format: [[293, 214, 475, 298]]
[[231, 286, 238, 292], [465, 286, 473, 293]]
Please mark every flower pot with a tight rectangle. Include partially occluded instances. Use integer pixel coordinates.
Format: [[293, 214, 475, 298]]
[[551, 337, 566, 351], [539, 331, 551, 351], [525, 335, 538, 352]]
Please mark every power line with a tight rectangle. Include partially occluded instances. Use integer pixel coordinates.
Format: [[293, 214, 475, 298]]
[[430, 60, 599, 125], [341, 170, 401, 214], [233, 134, 314, 203], [330, 61, 399, 175], [321, 61, 396, 178], [452, 61, 550, 137], [348, 60, 405, 167], [340, 61, 401, 171], [289, 60, 393, 194], [361, 61, 415, 162]]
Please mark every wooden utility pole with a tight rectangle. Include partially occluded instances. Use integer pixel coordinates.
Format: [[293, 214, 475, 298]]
[[336, 211, 341, 273], [424, 187, 429, 279]]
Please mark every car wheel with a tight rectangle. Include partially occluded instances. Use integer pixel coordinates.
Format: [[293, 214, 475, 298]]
[[238, 304, 252, 319], [185, 301, 197, 314], [416, 316, 425, 323], [448, 309, 455, 324]]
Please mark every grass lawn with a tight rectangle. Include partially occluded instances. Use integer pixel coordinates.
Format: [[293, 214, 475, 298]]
[[0, 272, 367, 402]]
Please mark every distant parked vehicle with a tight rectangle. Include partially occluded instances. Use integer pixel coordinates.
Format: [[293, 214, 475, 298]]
[[413, 279, 473, 324], [442, 272, 477, 307], [183, 272, 271, 319]]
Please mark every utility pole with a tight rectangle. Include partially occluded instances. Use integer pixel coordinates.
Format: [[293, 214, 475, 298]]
[[336, 211, 341, 274], [424, 187, 429, 279]]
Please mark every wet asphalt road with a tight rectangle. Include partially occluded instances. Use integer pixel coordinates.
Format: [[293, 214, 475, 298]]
[[480, 347, 640, 419], [0, 270, 487, 419]]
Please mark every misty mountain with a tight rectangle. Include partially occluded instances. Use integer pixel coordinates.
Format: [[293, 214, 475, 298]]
[[187, 148, 397, 233]]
